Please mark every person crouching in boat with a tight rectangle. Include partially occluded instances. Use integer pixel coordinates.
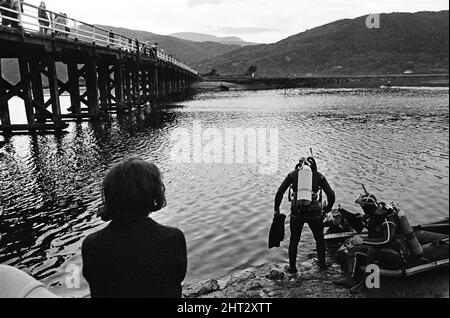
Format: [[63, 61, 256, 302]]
[[333, 193, 408, 294], [274, 157, 336, 274], [82, 157, 187, 298]]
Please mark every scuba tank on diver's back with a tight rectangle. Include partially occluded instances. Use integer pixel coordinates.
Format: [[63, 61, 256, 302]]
[[296, 158, 313, 211], [391, 202, 424, 257], [288, 150, 324, 218]]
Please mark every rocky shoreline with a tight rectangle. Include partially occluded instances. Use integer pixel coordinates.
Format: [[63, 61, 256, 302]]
[[184, 262, 351, 299], [184, 257, 449, 299], [183, 252, 355, 299]]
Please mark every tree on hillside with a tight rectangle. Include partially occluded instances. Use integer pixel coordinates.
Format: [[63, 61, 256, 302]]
[[202, 68, 219, 77], [245, 65, 257, 77]]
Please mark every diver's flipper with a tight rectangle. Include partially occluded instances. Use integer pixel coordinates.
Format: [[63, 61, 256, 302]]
[[269, 214, 286, 249]]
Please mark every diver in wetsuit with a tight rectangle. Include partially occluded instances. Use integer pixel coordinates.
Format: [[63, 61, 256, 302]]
[[334, 193, 407, 294], [274, 157, 335, 274]]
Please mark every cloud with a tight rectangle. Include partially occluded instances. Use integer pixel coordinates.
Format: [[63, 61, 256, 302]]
[[186, 0, 250, 8], [186, 0, 226, 8], [216, 26, 277, 34]]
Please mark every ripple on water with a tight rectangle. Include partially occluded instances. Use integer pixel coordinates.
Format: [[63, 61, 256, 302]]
[[0, 88, 448, 294]]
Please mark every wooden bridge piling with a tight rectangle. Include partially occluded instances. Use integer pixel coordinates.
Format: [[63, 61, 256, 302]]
[[85, 59, 100, 117], [114, 59, 124, 111], [153, 67, 159, 100], [0, 1, 199, 134], [67, 60, 82, 117], [1, 52, 198, 134], [0, 61, 10, 130], [18, 58, 35, 128]]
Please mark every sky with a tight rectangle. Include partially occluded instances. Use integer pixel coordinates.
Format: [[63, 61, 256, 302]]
[[35, 0, 449, 43]]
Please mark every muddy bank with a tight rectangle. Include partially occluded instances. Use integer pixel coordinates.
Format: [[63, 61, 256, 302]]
[[193, 74, 449, 91], [184, 257, 449, 298]]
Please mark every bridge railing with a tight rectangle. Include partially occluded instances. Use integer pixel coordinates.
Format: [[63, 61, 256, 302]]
[[155, 48, 198, 74], [0, 1, 198, 75]]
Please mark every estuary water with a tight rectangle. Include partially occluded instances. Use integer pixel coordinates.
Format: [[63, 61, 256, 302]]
[[0, 87, 448, 297]]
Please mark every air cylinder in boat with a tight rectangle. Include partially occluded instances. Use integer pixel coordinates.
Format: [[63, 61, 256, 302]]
[[397, 210, 424, 257]]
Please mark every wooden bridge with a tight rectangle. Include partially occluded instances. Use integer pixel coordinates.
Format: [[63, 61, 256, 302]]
[[0, 1, 199, 134]]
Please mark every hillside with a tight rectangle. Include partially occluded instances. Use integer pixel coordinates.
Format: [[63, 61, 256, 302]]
[[99, 26, 241, 65], [196, 10, 449, 77], [169, 32, 258, 46], [1, 26, 241, 83], [2, 11, 448, 83]]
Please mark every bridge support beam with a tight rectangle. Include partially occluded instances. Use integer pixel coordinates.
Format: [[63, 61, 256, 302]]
[[1, 52, 198, 134], [131, 64, 139, 106], [153, 67, 159, 101], [166, 69, 172, 98], [67, 60, 82, 117], [98, 60, 109, 112], [0, 60, 11, 130], [18, 58, 35, 129], [142, 69, 149, 103], [46, 58, 63, 129], [124, 62, 132, 109], [159, 67, 166, 100], [29, 61, 45, 124], [0, 57, 68, 133], [114, 59, 124, 111], [85, 59, 100, 116]]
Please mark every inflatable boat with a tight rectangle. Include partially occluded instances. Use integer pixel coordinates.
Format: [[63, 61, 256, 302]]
[[324, 210, 449, 278]]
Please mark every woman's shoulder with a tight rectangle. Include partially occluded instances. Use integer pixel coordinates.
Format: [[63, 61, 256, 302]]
[[145, 219, 185, 240], [82, 219, 185, 248], [81, 231, 102, 257], [82, 230, 101, 247]]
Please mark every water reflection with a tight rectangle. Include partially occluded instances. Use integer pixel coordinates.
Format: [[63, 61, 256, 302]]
[[0, 88, 449, 297], [0, 107, 179, 283]]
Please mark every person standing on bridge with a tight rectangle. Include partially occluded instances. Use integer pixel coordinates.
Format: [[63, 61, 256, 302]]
[[108, 31, 115, 46], [54, 12, 69, 37], [0, 0, 11, 26], [82, 157, 187, 298], [38, 2, 50, 35], [12, 0, 23, 29], [1, 0, 20, 29], [151, 42, 159, 59], [16, 0, 22, 12]]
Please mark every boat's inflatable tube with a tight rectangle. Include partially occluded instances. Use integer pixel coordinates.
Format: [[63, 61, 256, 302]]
[[361, 238, 449, 278], [414, 218, 449, 235], [0, 265, 58, 298]]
